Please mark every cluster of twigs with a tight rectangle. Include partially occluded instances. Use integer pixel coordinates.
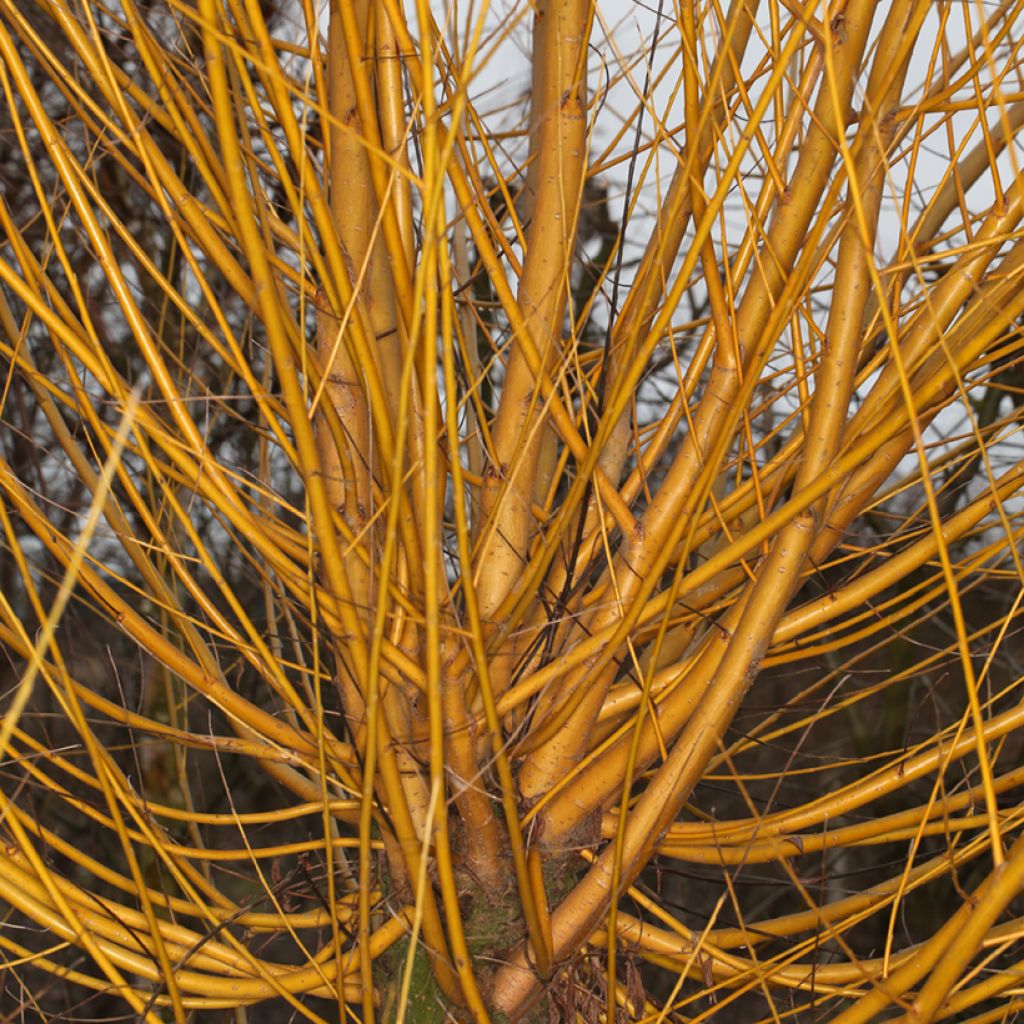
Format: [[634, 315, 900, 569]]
[[2, 0, 1024, 1020]]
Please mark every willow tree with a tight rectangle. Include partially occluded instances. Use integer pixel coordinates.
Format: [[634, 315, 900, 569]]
[[2, 0, 1024, 1019]]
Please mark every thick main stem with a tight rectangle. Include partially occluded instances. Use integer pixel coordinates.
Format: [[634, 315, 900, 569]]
[[474, 0, 591, 640]]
